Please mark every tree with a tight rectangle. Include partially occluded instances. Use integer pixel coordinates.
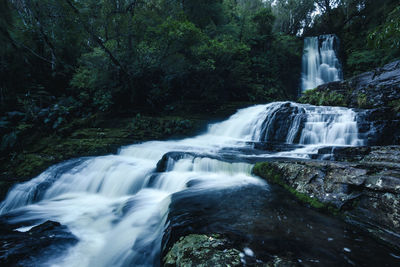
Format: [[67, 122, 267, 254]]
[[368, 6, 400, 50], [0, 0, 307, 115], [272, 0, 315, 35], [181, 0, 225, 29]]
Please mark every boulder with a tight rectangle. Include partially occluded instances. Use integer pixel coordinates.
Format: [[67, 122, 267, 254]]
[[259, 103, 306, 143], [163, 234, 300, 267], [0, 220, 77, 266], [163, 234, 242, 267]]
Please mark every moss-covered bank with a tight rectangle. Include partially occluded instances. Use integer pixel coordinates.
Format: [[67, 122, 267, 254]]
[[253, 162, 338, 214], [252, 150, 400, 250]]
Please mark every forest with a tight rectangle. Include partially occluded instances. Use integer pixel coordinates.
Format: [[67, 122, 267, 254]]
[[1, 1, 400, 266], [1, 0, 399, 116]]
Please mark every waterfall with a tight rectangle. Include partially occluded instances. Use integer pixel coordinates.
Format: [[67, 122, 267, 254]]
[[0, 102, 365, 266], [246, 102, 363, 146], [301, 34, 343, 92]]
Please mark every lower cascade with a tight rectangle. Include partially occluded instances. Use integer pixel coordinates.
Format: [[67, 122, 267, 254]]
[[0, 102, 395, 266]]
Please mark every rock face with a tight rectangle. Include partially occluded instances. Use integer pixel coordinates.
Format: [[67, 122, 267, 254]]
[[356, 108, 400, 145], [348, 60, 400, 108], [300, 60, 400, 145], [316, 60, 400, 108], [0, 220, 78, 266], [253, 146, 400, 249]]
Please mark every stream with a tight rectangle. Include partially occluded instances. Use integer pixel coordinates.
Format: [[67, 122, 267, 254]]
[[1, 102, 399, 266]]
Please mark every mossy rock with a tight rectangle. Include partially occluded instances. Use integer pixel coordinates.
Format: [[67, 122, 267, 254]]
[[164, 234, 242, 267], [253, 162, 338, 213], [14, 154, 53, 178]]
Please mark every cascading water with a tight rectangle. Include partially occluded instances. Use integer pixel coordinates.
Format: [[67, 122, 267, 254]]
[[301, 34, 343, 92], [0, 102, 371, 266], [249, 102, 363, 147]]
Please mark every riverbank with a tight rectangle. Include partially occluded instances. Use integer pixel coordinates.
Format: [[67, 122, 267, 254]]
[[253, 146, 400, 250]]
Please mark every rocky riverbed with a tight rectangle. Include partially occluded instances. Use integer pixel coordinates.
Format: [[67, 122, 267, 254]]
[[162, 179, 400, 266], [161, 146, 400, 266], [163, 60, 400, 265]]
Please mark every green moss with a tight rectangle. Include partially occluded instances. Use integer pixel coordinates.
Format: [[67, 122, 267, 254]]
[[253, 162, 338, 214], [389, 99, 400, 113], [357, 93, 372, 108], [14, 154, 52, 178], [299, 89, 347, 107], [128, 114, 196, 139], [253, 162, 282, 185], [164, 234, 241, 267]]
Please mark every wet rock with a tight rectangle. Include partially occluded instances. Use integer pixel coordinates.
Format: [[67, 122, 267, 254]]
[[156, 151, 279, 173], [356, 108, 400, 145], [249, 142, 304, 152], [163, 234, 301, 267], [163, 183, 400, 266], [259, 103, 306, 143], [316, 60, 400, 109], [253, 146, 400, 249], [265, 257, 300, 267], [156, 152, 197, 172], [163, 234, 241, 267], [0, 220, 78, 266], [349, 60, 400, 108], [316, 146, 371, 161], [362, 146, 400, 163]]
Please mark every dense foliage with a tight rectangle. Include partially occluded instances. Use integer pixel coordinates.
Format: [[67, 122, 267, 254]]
[[0, 0, 399, 121], [0, 0, 303, 118]]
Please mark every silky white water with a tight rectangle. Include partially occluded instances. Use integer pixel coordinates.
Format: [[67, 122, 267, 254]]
[[0, 102, 365, 266], [301, 34, 343, 92]]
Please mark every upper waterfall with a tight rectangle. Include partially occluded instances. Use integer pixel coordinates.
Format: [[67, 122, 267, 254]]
[[301, 34, 343, 92]]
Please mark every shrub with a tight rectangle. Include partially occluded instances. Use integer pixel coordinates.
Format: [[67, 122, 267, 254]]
[[356, 93, 371, 109], [298, 89, 347, 107]]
